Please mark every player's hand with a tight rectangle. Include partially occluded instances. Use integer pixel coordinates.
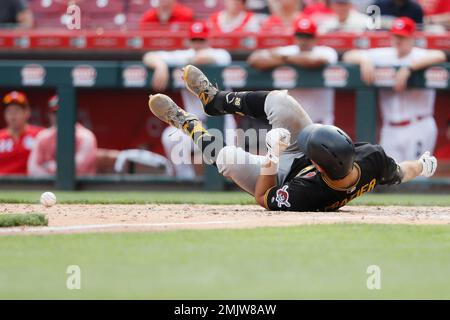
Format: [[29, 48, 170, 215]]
[[360, 61, 376, 85], [394, 66, 411, 92], [266, 128, 291, 162], [151, 65, 169, 91], [419, 151, 437, 177]]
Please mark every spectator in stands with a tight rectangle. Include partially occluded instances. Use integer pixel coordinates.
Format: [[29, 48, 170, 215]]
[[303, 0, 335, 25], [351, 0, 374, 13], [246, 0, 270, 15], [209, 0, 260, 33], [140, 0, 194, 29], [318, 0, 369, 33], [435, 116, 450, 161], [28, 95, 97, 177], [373, 0, 424, 25], [0, 91, 43, 175], [261, 0, 304, 31], [418, 0, 450, 30], [343, 17, 446, 162], [0, 0, 33, 28], [143, 22, 235, 179], [248, 16, 338, 125]]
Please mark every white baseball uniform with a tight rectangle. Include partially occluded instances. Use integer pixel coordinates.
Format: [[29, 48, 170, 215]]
[[274, 45, 338, 125], [154, 48, 236, 179], [365, 47, 438, 162]]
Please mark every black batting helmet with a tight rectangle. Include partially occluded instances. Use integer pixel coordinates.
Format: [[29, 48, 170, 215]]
[[299, 124, 355, 180]]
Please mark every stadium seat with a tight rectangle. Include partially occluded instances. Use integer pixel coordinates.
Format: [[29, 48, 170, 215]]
[[180, 0, 223, 20], [79, 0, 127, 29], [127, 0, 155, 13], [28, 0, 70, 14], [79, 0, 125, 13]]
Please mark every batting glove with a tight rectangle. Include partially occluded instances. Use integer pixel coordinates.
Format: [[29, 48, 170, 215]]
[[265, 128, 291, 162], [419, 151, 437, 178]]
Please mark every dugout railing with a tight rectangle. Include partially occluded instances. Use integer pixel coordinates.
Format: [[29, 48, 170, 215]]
[[0, 61, 449, 190]]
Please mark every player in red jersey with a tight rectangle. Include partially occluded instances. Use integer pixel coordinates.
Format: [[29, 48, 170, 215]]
[[0, 91, 43, 175]]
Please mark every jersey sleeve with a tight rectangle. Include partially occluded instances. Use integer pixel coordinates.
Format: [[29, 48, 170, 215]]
[[374, 145, 403, 185], [365, 48, 394, 66], [211, 49, 232, 66], [316, 47, 338, 64], [152, 50, 193, 66], [264, 180, 313, 211]]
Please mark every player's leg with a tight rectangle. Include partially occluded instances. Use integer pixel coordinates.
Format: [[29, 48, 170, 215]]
[[183, 65, 313, 151], [148, 94, 264, 195], [183, 65, 313, 184]]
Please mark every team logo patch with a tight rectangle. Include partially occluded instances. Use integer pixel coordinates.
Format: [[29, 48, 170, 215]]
[[374, 67, 396, 87], [275, 185, 291, 208], [425, 67, 449, 89], [222, 66, 248, 88], [72, 65, 97, 87], [123, 65, 148, 87], [21, 64, 46, 86], [272, 66, 298, 89], [323, 65, 349, 87]]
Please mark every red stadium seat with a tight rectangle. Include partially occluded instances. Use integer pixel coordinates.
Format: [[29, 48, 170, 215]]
[[125, 12, 142, 30], [30, 0, 84, 29], [85, 14, 127, 30], [79, 0, 125, 13], [181, 0, 223, 20], [79, 0, 127, 29], [127, 0, 155, 13], [28, 0, 70, 14]]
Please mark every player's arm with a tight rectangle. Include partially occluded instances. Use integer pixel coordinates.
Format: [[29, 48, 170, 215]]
[[399, 152, 437, 183], [142, 52, 170, 91], [284, 54, 329, 68], [191, 49, 232, 66], [254, 128, 291, 208], [247, 49, 285, 70], [425, 13, 450, 28], [27, 136, 52, 176], [342, 49, 376, 85], [75, 129, 97, 174], [16, 9, 33, 29], [395, 50, 447, 91], [379, 148, 437, 185]]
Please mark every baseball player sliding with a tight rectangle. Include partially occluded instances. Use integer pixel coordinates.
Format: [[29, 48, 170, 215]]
[[148, 65, 437, 211]]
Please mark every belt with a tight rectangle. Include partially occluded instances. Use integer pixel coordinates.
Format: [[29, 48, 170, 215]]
[[388, 115, 431, 127]]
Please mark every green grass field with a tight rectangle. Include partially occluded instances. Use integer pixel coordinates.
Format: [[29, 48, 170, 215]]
[[1, 224, 450, 299], [1, 191, 449, 299]]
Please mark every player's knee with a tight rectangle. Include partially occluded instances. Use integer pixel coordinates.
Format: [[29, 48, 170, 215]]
[[216, 145, 240, 176], [266, 90, 299, 117]]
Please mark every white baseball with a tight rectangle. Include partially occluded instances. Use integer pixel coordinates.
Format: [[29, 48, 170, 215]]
[[40, 192, 57, 207]]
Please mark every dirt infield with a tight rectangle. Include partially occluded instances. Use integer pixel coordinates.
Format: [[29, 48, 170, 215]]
[[0, 204, 449, 235]]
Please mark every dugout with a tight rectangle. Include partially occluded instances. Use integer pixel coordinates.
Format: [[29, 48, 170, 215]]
[[0, 60, 449, 191]]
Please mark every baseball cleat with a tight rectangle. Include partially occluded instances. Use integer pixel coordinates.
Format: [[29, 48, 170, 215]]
[[148, 94, 198, 131], [183, 65, 219, 106]]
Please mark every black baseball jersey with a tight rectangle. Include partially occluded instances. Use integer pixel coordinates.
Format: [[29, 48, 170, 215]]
[[264, 143, 403, 212]]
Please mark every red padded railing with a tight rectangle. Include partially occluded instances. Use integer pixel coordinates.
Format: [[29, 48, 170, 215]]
[[0, 30, 448, 52]]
